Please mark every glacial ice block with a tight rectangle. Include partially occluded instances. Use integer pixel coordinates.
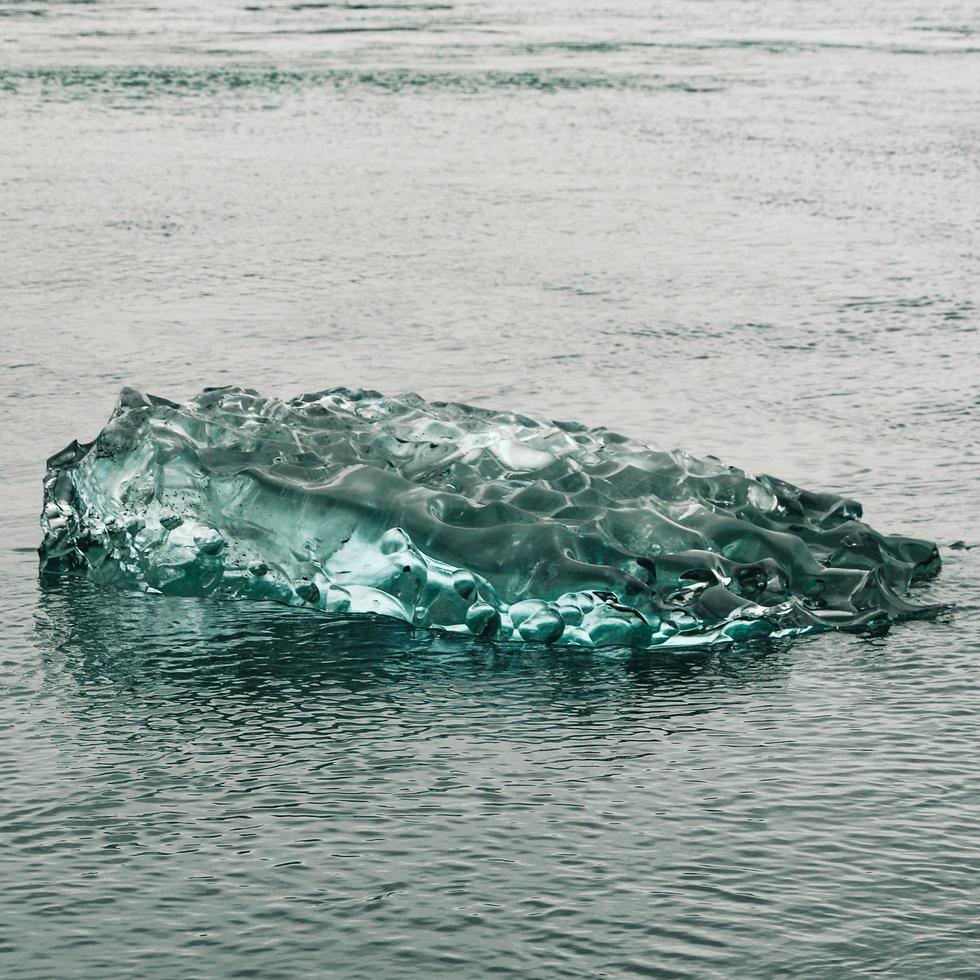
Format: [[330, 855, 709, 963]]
[[38, 386, 941, 649]]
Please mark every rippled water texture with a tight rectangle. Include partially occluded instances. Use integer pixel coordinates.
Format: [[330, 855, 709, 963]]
[[2, 1, 979, 976]]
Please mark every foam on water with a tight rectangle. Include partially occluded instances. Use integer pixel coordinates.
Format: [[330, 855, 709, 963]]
[[39, 386, 941, 649]]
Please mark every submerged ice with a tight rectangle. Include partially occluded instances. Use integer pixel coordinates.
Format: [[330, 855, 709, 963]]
[[39, 387, 941, 648]]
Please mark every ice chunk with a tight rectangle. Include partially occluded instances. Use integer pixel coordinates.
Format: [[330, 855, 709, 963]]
[[38, 386, 942, 649]]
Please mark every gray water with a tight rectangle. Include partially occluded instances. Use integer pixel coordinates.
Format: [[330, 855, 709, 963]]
[[2, 1, 979, 976]]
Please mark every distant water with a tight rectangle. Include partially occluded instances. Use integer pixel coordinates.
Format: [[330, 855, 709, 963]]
[[2, 1, 979, 976]]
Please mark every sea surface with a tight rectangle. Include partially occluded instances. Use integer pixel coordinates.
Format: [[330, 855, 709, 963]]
[[2, 1, 979, 976]]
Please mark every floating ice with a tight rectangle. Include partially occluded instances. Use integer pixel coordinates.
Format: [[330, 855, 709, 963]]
[[38, 387, 941, 648]]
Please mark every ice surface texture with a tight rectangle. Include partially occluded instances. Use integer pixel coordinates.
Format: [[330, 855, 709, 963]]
[[39, 387, 941, 649]]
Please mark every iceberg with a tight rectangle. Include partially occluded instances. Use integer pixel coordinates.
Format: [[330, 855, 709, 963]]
[[38, 386, 941, 649]]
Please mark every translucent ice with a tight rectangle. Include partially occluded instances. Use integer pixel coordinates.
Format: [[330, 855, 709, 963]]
[[38, 387, 942, 649]]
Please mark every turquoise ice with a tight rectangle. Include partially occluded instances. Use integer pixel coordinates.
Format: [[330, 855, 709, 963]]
[[39, 387, 941, 648]]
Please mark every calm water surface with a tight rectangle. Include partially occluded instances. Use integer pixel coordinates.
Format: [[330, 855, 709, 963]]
[[1, 1, 979, 976]]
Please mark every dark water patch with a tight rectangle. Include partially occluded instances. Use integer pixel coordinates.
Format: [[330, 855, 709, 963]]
[[289, 2, 455, 8], [261, 23, 428, 34], [910, 24, 977, 36], [550, 36, 973, 56], [0, 65, 690, 101], [838, 295, 977, 323]]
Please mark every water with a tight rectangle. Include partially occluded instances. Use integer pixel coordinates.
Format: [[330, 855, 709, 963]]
[[1, 0, 979, 975]]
